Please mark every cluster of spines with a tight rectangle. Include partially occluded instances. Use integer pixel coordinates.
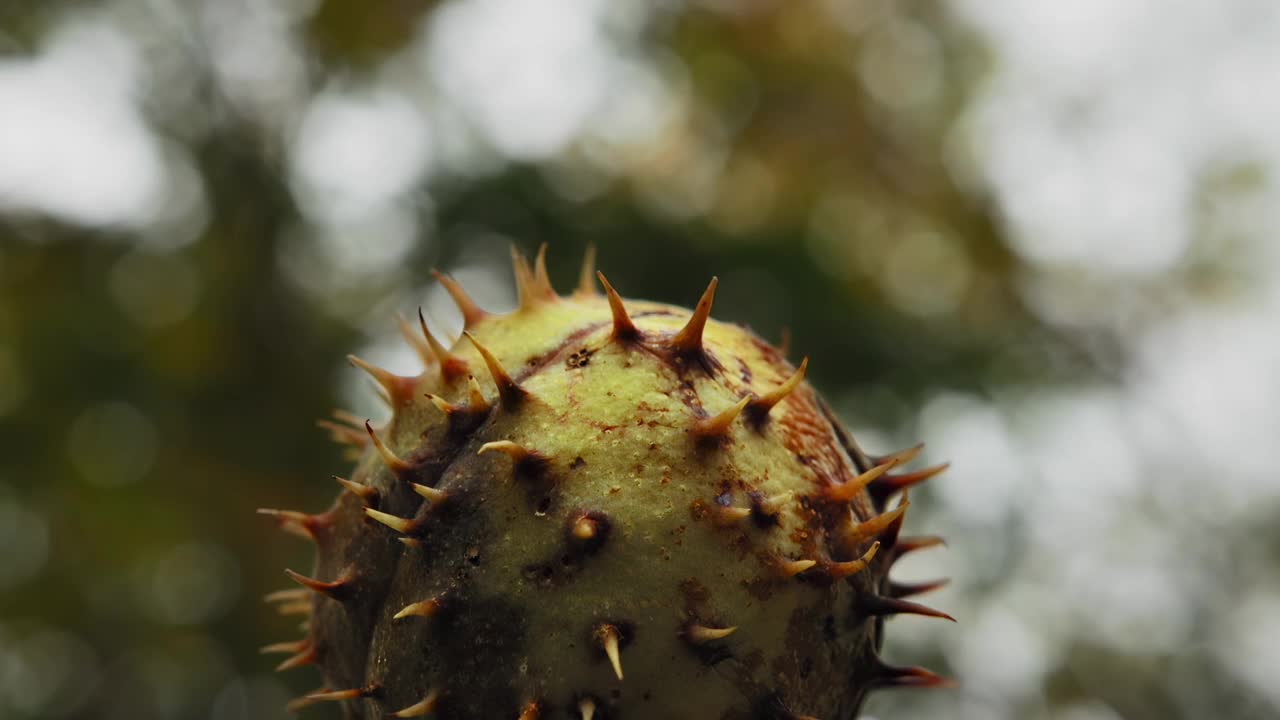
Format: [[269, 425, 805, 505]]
[[258, 246, 953, 717]]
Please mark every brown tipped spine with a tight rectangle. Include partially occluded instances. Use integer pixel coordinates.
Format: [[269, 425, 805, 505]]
[[418, 308, 469, 382], [316, 417, 369, 449], [595, 623, 625, 681], [425, 379, 489, 433], [465, 332, 528, 408], [597, 271, 639, 341], [305, 686, 377, 703], [365, 421, 414, 475], [512, 244, 556, 309], [892, 534, 946, 561], [275, 642, 318, 671], [889, 578, 951, 599], [869, 462, 950, 506], [694, 395, 750, 439], [575, 244, 598, 296], [365, 507, 420, 535], [348, 355, 415, 407], [334, 475, 376, 502], [390, 689, 442, 717], [478, 440, 549, 475], [747, 357, 808, 426], [843, 502, 910, 548], [670, 276, 718, 356], [432, 269, 489, 328], [826, 540, 881, 579], [533, 243, 556, 298], [824, 459, 900, 503], [858, 593, 955, 622], [256, 508, 329, 542], [398, 312, 436, 368], [873, 662, 957, 690], [411, 482, 448, 505], [875, 443, 925, 468], [260, 639, 309, 655], [285, 566, 355, 601]]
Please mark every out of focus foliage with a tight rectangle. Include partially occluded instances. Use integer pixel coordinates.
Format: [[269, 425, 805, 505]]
[[2, 1, 1279, 719]]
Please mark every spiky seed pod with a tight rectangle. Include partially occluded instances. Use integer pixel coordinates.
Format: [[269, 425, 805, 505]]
[[264, 247, 952, 719]]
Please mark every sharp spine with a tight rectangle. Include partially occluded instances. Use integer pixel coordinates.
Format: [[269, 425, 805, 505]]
[[755, 491, 794, 517], [425, 380, 489, 430], [285, 567, 354, 601], [596, 623, 625, 680], [467, 375, 489, 411], [889, 578, 951, 599], [260, 639, 308, 655], [256, 508, 327, 541], [694, 395, 751, 438], [778, 327, 792, 358], [597, 271, 639, 340], [532, 243, 556, 298], [432, 269, 489, 328], [892, 535, 946, 561], [412, 483, 448, 505], [875, 443, 925, 468], [348, 355, 414, 407], [316, 418, 368, 448], [264, 588, 308, 604], [418, 308, 469, 382], [398, 312, 435, 368], [478, 440, 547, 470], [365, 421, 413, 475], [391, 690, 441, 717], [334, 475, 376, 502], [670, 276, 718, 355], [305, 686, 375, 703], [394, 596, 444, 619], [870, 462, 950, 505], [858, 593, 956, 622], [575, 244, 598, 296], [879, 490, 911, 548], [365, 507, 418, 534], [748, 358, 808, 424], [824, 459, 899, 503], [842, 502, 910, 548], [425, 393, 460, 417], [512, 244, 556, 309], [777, 558, 817, 577], [712, 504, 752, 526], [873, 662, 956, 689], [578, 696, 597, 720], [685, 624, 738, 643], [275, 643, 318, 671], [826, 541, 881, 579], [465, 332, 528, 408], [285, 690, 322, 713]]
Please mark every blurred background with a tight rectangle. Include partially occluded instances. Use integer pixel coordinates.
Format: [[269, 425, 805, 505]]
[[2, 0, 1278, 718]]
